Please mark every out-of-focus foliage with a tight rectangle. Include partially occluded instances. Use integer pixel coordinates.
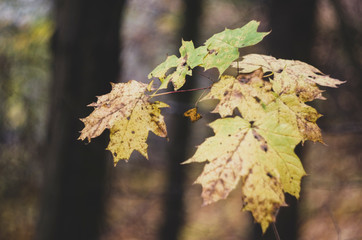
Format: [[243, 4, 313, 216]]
[[0, 18, 51, 135], [0, 18, 52, 240]]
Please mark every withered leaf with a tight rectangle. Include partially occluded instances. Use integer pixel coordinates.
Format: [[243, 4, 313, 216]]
[[231, 54, 345, 102], [183, 115, 304, 232], [202, 70, 324, 142], [184, 107, 202, 122], [107, 100, 168, 165], [79, 80, 168, 164]]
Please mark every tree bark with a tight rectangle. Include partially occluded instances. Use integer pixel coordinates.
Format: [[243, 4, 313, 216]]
[[36, 1, 126, 240], [158, 1, 203, 239]]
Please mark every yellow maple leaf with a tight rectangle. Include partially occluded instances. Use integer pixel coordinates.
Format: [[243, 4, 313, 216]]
[[107, 100, 168, 165], [183, 65, 343, 231], [202, 71, 323, 142], [231, 54, 345, 102], [201, 69, 275, 120], [78, 80, 168, 164], [183, 115, 304, 232]]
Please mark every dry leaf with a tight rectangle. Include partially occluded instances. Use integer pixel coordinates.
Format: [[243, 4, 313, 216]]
[[79, 80, 168, 164], [231, 54, 345, 101], [184, 107, 202, 122], [183, 115, 304, 232]]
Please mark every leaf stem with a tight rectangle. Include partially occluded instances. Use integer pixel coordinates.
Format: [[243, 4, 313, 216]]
[[272, 223, 281, 240], [150, 86, 211, 97]]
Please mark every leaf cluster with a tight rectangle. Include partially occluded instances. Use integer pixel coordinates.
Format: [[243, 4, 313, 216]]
[[78, 21, 344, 232]]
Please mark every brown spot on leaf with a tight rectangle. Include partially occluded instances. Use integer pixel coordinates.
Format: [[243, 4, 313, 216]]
[[252, 129, 263, 141], [261, 143, 268, 152], [237, 75, 250, 84], [208, 49, 217, 55]]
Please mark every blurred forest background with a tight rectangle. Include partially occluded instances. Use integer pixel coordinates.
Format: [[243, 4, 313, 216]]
[[0, 0, 361, 239]]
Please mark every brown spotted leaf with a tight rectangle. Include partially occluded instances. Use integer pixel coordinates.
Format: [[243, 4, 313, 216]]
[[201, 69, 276, 120], [183, 114, 304, 232], [202, 70, 324, 142], [107, 100, 168, 165], [79, 80, 168, 164], [231, 54, 345, 102]]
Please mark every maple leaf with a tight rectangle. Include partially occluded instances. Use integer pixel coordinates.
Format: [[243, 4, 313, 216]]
[[185, 57, 344, 231], [202, 70, 324, 142], [276, 94, 322, 142], [232, 54, 345, 101], [184, 115, 304, 232], [148, 55, 179, 89], [78, 80, 168, 164], [201, 69, 276, 119], [148, 21, 269, 90], [202, 21, 269, 75], [148, 40, 205, 90], [107, 100, 168, 164]]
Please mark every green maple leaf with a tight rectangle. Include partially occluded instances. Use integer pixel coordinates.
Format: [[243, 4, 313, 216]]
[[183, 115, 304, 232], [147, 55, 179, 88], [148, 40, 206, 90], [202, 21, 269, 75], [148, 21, 269, 91], [78, 80, 168, 164]]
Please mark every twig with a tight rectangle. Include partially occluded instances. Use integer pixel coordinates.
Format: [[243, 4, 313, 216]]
[[150, 86, 211, 97], [272, 222, 281, 240]]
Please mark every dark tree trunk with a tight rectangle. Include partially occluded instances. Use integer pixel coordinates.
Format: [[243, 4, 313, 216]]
[[36, 1, 126, 240], [0, 55, 10, 144], [253, 1, 317, 239], [158, 1, 203, 239], [266, 0, 317, 62]]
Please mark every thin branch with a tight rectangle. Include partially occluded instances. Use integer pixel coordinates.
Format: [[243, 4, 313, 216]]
[[197, 71, 217, 83], [150, 86, 211, 97], [194, 88, 208, 107], [272, 223, 281, 240]]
